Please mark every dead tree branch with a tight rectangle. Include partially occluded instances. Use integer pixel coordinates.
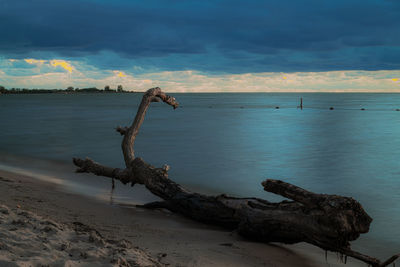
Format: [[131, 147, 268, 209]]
[[73, 87, 398, 267]]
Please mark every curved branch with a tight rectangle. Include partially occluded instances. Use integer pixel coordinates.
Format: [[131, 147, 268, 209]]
[[122, 87, 179, 167], [72, 88, 399, 267]]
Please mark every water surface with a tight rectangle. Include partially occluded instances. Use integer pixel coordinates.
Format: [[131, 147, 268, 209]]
[[1, 93, 400, 259]]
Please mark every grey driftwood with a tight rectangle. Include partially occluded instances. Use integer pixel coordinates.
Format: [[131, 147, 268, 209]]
[[73, 87, 399, 267]]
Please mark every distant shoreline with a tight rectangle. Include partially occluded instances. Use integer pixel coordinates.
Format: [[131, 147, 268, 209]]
[[0, 88, 138, 94], [1, 88, 400, 94]]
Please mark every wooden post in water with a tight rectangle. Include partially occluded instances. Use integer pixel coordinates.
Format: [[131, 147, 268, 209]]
[[299, 97, 303, 110]]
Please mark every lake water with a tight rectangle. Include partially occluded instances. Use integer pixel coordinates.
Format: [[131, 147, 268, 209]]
[[1, 92, 400, 259]]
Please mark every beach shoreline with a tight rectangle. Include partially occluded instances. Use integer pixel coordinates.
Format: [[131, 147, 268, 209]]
[[0, 168, 365, 266]]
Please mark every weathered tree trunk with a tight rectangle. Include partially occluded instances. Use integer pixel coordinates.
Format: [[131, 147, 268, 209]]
[[73, 87, 399, 267]]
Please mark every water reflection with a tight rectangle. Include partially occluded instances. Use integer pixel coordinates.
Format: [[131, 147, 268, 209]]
[[1, 93, 400, 258]]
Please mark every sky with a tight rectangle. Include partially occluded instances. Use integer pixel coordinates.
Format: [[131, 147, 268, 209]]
[[0, 0, 400, 92]]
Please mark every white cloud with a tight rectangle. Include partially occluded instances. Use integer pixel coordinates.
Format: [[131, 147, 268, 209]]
[[1, 58, 400, 92]]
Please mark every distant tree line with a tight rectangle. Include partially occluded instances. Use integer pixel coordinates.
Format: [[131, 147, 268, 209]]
[[0, 85, 135, 94]]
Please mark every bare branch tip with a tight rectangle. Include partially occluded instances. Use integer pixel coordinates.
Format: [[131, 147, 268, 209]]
[[380, 253, 400, 267], [116, 126, 128, 135], [261, 179, 276, 187], [162, 164, 170, 173]]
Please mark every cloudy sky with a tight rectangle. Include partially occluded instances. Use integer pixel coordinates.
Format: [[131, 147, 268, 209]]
[[0, 0, 399, 92]]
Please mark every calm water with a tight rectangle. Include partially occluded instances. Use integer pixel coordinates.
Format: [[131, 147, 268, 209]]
[[1, 93, 400, 259]]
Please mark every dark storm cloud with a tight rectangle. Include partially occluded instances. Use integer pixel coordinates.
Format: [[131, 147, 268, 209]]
[[1, 0, 399, 73]]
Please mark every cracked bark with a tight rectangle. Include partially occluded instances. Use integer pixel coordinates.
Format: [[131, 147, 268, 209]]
[[73, 87, 399, 267]]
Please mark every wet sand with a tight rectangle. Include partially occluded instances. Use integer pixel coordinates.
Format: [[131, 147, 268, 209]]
[[0, 169, 363, 266]]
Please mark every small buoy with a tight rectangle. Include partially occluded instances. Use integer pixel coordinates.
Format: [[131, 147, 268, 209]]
[[329, 107, 334, 110], [275, 106, 280, 109]]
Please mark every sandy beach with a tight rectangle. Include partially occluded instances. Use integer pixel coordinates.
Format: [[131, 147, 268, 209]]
[[0, 169, 365, 267]]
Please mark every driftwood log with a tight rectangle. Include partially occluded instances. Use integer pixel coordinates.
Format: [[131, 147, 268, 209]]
[[73, 87, 399, 267]]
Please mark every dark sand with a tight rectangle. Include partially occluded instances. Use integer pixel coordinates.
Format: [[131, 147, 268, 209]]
[[0, 169, 364, 266]]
